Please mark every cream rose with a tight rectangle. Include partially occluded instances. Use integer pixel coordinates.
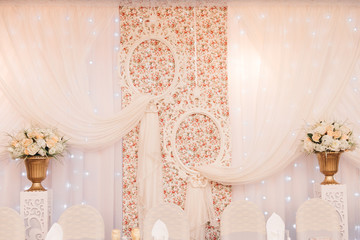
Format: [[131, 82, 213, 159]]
[[341, 134, 349, 140], [26, 130, 37, 138], [312, 133, 321, 142], [11, 140, 18, 147], [314, 126, 327, 135], [46, 139, 57, 148], [36, 138, 46, 148], [340, 125, 351, 135], [333, 131, 341, 139], [49, 147, 56, 155], [22, 138, 33, 147], [15, 132, 26, 141], [27, 143, 40, 156], [38, 149, 46, 156]]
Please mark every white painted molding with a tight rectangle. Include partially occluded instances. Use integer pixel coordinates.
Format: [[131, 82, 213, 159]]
[[170, 109, 225, 175]]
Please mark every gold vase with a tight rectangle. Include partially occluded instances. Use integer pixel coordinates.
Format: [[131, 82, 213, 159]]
[[316, 152, 341, 185], [131, 227, 140, 240], [111, 229, 121, 240], [24, 156, 50, 191]]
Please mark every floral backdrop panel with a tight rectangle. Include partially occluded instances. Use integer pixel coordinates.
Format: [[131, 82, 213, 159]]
[[119, 6, 230, 239]]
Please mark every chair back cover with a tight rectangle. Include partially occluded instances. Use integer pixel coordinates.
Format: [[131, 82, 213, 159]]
[[220, 200, 266, 240], [143, 203, 190, 240], [266, 212, 285, 240], [58, 204, 105, 240], [45, 223, 63, 240], [296, 198, 340, 240], [0, 207, 25, 240], [151, 219, 169, 240]]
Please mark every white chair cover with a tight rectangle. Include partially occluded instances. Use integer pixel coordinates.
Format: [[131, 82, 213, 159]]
[[58, 204, 105, 240], [152, 219, 169, 240], [266, 213, 285, 240], [143, 203, 190, 240], [296, 198, 340, 240], [45, 223, 63, 240], [220, 200, 266, 240], [0, 207, 25, 240]]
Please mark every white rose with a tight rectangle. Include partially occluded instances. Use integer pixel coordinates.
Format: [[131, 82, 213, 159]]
[[304, 140, 315, 153], [329, 140, 341, 151], [339, 140, 350, 151], [38, 148, 46, 156], [314, 144, 326, 152], [27, 143, 40, 156], [340, 125, 351, 135], [46, 139, 57, 148], [21, 138, 33, 148], [36, 138, 46, 148], [321, 135, 333, 146], [15, 132, 26, 141], [49, 147, 56, 155], [313, 126, 327, 135]]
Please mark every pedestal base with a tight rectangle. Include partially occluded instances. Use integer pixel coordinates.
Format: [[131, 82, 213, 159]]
[[314, 184, 348, 240], [20, 190, 53, 240]]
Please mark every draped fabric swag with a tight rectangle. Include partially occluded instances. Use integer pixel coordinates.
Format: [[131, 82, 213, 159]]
[[197, 1, 360, 184], [185, 175, 217, 239], [0, 3, 152, 150], [137, 102, 164, 228]]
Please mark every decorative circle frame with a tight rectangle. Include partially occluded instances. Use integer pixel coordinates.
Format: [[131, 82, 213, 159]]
[[124, 35, 180, 99], [170, 109, 225, 175]]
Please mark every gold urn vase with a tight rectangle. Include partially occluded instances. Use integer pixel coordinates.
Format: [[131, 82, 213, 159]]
[[131, 227, 140, 240], [24, 156, 50, 191], [316, 152, 341, 185]]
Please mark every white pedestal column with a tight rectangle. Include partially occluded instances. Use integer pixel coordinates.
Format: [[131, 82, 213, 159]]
[[314, 184, 348, 240], [20, 190, 53, 240]]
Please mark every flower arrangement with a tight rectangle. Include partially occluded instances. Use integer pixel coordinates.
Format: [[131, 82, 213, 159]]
[[303, 120, 356, 153], [8, 126, 67, 159]]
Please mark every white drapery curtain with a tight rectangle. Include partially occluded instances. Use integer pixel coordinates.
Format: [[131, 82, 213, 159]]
[[0, 3, 139, 239], [197, 1, 360, 184], [0, 2, 151, 150], [197, 1, 360, 239], [0, 3, 165, 239]]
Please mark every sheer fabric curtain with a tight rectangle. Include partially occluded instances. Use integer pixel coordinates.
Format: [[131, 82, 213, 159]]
[[225, 1, 360, 239], [0, 1, 151, 150], [0, 2, 124, 238], [198, 1, 360, 184]]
